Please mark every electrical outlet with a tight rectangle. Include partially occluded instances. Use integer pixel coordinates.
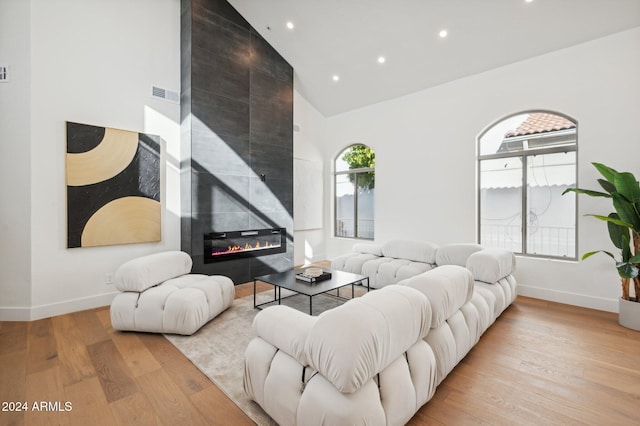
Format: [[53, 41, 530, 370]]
[[105, 273, 114, 285]]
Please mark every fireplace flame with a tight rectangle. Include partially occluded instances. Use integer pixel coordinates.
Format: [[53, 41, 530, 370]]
[[215, 240, 274, 256]]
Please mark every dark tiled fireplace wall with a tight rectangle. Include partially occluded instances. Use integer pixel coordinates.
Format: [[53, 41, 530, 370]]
[[181, 0, 294, 283]]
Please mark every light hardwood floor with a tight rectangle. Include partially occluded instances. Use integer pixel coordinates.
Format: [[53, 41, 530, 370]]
[[2, 283, 640, 425]]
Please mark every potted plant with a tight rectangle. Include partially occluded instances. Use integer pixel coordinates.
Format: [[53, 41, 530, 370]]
[[563, 162, 640, 330]]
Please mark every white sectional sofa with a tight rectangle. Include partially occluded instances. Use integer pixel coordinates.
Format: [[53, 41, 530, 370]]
[[243, 260, 516, 425], [332, 240, 517, 317]]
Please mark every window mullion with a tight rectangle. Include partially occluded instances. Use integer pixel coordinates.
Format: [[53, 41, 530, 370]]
[[354, 173, 359, 238], [522, 155, 528, 254], [334, 171, 338, 237]]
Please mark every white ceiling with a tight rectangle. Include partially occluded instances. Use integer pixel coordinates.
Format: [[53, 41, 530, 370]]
[[228, 0, 640, 117]]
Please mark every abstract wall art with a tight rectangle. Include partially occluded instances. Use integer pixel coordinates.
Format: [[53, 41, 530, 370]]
[[66, 121, 161, 248]]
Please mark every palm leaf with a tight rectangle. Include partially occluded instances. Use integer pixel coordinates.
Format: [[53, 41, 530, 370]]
[[614, 172, 640, 203], [606, 213, 631, 251], [597, 179, 616, 195], [616, 262, 639, 279], [581, 250, 614, 261], [562, 188, 610, 198], [612, 193, 640, 232], [587, 214, 633, 228], [592, 162, 618, 183]]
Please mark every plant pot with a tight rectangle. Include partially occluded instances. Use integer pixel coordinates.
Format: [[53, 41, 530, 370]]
[[618, 297, 640, 331]]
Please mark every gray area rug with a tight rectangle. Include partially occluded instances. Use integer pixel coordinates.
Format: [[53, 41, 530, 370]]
[[165, 287, 367, 425]]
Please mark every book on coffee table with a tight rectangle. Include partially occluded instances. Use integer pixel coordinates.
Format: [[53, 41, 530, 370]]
[[296, 271, 332, 283]]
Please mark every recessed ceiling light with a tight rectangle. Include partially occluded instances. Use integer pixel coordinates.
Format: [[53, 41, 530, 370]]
[[332, 75, 340, 82], [377, 56, 386, 64], [286, 21, 294, 30], [525, 0, 534, 3], [439, 29, 448, 38]]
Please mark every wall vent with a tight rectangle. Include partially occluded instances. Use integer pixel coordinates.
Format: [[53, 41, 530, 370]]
[[0, 66, 8, 83], [151, 85, 179, 103]]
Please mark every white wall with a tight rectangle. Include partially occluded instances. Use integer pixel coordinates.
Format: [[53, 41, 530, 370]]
[[0, 0, 32, 313], [293, 89, 327, 265], [0, 0, 181, 320], [322, 28, 640, 312]]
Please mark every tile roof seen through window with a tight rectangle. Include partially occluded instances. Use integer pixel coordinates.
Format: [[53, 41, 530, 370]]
[[505, 112, 575, 138]]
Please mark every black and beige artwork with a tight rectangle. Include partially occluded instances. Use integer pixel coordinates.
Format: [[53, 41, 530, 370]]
[[66, 122, 161, 248]]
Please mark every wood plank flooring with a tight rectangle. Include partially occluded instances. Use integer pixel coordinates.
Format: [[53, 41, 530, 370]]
[[2, 283, 640, 425]]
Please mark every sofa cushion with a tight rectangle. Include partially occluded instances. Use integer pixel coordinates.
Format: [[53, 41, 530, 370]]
[[331, 252, 380, 275], [305, 285, 431, 394], [435, 243, 483, 267], [466, 249, 515, 283], [252, 305, 317, 366], [399, 265, 474, 328], [382, 240, 438, 264], [114, 251, 192, 292], [110, 274, 234, 335], [368, 259, 434, 288]]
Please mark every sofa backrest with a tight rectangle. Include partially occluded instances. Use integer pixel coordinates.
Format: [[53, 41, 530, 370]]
[[466, 248, 515, 283], [435, 243, 483, 267], [304, 285, 432, 394], [381, 239, 438, 264], [352, 242, 383, 256], [398, 265, 474, 328], [114, 251, 192, 292]]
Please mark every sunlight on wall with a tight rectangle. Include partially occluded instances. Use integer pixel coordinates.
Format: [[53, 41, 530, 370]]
[[304, 239, 314, 265], [144, 105, 180, 217], [190, 115, 293, 228]]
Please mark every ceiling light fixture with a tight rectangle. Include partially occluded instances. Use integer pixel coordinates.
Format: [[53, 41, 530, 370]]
[[286, 21, 294, 30], [377, 56, 386, 64], [332, 75, 340, 82], [439, 29, 448, 38]]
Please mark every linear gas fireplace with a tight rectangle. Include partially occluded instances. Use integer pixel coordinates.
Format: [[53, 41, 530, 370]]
[[203, 228, 286, 263]]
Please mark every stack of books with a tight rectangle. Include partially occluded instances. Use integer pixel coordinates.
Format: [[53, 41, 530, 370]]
[[296, 270, 332, 283]]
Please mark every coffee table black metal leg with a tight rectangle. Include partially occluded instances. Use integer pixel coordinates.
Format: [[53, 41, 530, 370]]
[[253, 280, 257, 308], [309, 296, 313, 316]]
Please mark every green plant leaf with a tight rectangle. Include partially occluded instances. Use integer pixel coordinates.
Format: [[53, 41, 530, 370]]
[[614, 172, 640, 203], [597, 179, 617, 195], [587, 214, 633, 228], [593, 162, 618, 183], [581, 250, 614, 261], [612, 193, 640, 232], [630, 253, 640, 263], [562, 188, 610, 198], [606, 213, 631, 251], [616, 262, 639, 279]]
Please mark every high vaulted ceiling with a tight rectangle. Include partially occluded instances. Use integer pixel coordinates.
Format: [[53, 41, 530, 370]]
[[228, 0, 640, 117]]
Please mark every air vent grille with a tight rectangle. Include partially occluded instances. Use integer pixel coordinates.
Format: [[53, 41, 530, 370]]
[[0, 66, 8, 83], [151, 85, 179, 104]]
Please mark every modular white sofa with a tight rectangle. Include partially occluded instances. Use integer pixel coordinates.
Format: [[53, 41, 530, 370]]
[[243, 262, 515, 425], [332, 240, 517, 317], [110, 251, 234, 335]]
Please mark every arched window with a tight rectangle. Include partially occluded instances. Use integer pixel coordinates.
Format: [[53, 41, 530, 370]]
[[334, 144, 375, 239], [478, 111, 577, 258]]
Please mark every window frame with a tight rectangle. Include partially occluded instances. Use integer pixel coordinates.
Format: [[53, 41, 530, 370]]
[[477, 111, 578, 260], [334, 144, 375, 240]]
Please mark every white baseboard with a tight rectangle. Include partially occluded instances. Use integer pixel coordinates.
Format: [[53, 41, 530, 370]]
[[1, 285, 617, 321], [518, 284, 617, 313], [0, 291, 119, 321]]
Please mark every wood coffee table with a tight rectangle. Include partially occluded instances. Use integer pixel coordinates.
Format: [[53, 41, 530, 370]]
[[253, 269, 370, 315]]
